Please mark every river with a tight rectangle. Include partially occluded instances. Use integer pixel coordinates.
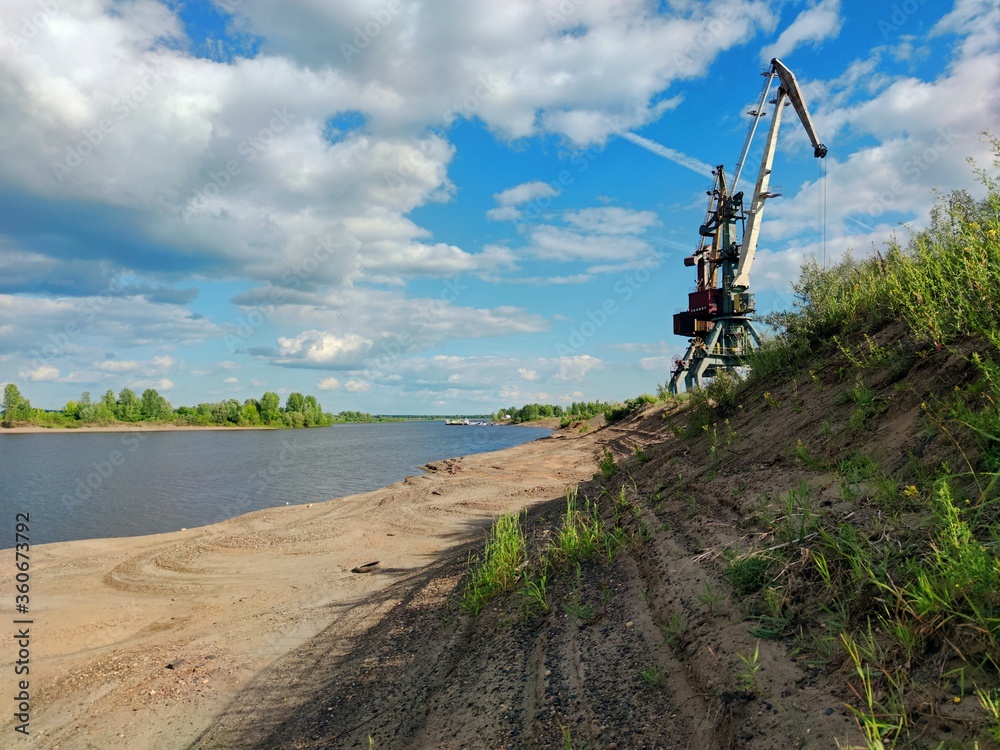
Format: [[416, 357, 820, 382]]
[[0, 422, 550, 546]]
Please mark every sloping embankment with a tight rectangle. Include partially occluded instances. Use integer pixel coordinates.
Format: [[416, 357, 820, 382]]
[[190, 322, 997, 749]]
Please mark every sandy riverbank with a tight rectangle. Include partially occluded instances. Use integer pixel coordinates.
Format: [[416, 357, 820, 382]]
[[8, 427, 602, 749]]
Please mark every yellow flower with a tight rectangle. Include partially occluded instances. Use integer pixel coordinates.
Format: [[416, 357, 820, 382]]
[[904, 485, 919, 498]]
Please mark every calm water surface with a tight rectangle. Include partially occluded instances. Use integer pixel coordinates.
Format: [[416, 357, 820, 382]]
[[0, 422, 550, 547]]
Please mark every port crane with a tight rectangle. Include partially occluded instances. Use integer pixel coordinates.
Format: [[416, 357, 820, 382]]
[[668, 58, 827, 394]]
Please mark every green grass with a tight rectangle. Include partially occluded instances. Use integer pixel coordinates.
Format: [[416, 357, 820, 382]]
[[660, 612, 687, 649], [463, 486, 632, 622], [562, 593, 594, 621], [736, 642, 761, 693], [726, 552, 776, 595], [461, 513, 527, 616], [599, 449, 616, 478], [639, 665, 666, 687], [726, 142, 1000, 747]]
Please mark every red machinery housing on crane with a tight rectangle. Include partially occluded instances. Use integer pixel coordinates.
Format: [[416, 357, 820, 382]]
[[669, 58, 827, 394]]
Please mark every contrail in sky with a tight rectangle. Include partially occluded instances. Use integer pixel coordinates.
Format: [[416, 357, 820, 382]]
[[620, 132, 714, 178]]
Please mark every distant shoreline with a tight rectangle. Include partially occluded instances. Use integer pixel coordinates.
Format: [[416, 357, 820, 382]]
[[0, 419, 523, 434], [0, 423, 283, 434]]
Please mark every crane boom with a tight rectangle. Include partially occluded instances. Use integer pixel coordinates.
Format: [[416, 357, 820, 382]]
[[732, 58, 826, 290], [771, 58, 828, 159]]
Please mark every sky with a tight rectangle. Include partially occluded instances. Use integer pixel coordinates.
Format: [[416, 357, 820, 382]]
[[0, 0, 998, 414]]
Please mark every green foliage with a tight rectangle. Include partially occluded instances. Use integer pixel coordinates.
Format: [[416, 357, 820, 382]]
[[726, 553, 776, 596], [461, 513, 527, 617], [745, 333, 812, 384], [140, 388, 173, 421], [551, 489, 622, 566], [639, 665, 666, 687], [685, 371, 742, 433], [562, 591, 594, 621], [2, 382, 336, 429], [603, 394, 657, 425], [736, 642, 761, 693], [975, 687, 1000, 744], [259, 391, 281, 423], [116, 388, 140, 422], [495, 402, 569, 424], [2, 383, 33, 427], [838, 452, 880, 483], [598, 449, 616, 478], [660, 612, 687, 649], [519, 569, 550, 619]]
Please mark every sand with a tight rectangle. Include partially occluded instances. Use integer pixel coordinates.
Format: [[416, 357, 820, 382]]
[[11, 428, 603, 749]]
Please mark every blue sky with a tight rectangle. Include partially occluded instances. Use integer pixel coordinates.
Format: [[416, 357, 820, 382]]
[[1, 0, 997, 413]]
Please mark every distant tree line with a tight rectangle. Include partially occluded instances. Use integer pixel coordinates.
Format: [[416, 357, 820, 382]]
[[493, 396, 660, 427], [493, 400, 621, 425], [1, 383, 383, 429]]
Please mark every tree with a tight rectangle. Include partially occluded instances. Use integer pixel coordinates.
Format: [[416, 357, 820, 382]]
[[2, 383, 30, 427], [76, 391, 96, 422], [302, 394, 320, 426], [285, 392, 305, 414], [117, 388, 140, 422], [259, 392, 280, 424], [140, 388, 172, 421], [240, 400, 260, 426], [92, 389, 117, 422], [62, 400, 79, 420]]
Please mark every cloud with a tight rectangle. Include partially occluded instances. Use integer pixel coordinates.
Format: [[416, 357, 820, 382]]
[[554, 355, 602, 382], [152, 355, 175, 369], [761, 0, 843, 62], [223, 376, 239, 384], [343, 379, 370, 393], [487, 180, 563, 222], [562, 207, 660, 236], [19, 364, 59, 382], [275, 331, 374, 367], [129, 378, 175, 392], [226, 0, 776, 143], [317, 377, 341, 390], [95, 360, 141, 373]]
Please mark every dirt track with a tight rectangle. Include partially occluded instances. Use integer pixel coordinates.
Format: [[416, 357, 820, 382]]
[[182, 406, 863, 750]]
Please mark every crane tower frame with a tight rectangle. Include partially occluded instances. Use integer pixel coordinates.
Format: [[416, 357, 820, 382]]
[[668, 58, 827, 394]]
